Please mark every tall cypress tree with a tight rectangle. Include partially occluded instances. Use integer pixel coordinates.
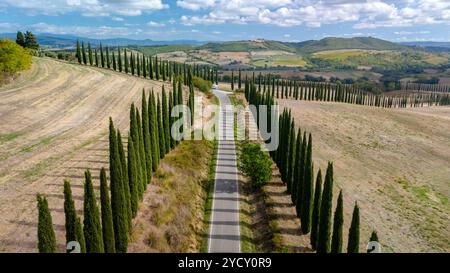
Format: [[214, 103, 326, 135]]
[[117, 130, 132, 228], [128, 135, 139, 217], [157, 94, 166, 158], [99, 167, 115, 253], [117, 47, 122, 72], [295, 132, 307, 216], [74, 215, 86, 253], [94, 48, 99, 67], [112, 52, 117, 71], [64, 180, 85, 253], [369, 230, 378, 242], [301, 134, 314, 234], [130, 105, 144, 199], [136, 111, 148, 192], [141, 90, 153, 182], [124, 49, 129, 74], [88, 42, 93, 66], [347, 202, 360, 253], [149, 91, 160, 170], [37, 194, 57, 253], [76, 41, 82, 64], [81, 42, 87, 65], [331, 190, 344, 253], [83, 169, 104, 253], [106, 46, 111, 69], [108, 118, 128, 252], [100, 43, 105, 68], [286, 121, 296, 194], [317, 162, 334, 253], [162, 87, 171, 153], [291, 128, 302, 204], [310, 169, 322, 250]]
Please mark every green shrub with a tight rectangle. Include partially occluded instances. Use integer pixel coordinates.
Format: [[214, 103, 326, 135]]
[[193, 76, 212, 93], [239, 142, 272, 189], [0, 39, 32, 73]]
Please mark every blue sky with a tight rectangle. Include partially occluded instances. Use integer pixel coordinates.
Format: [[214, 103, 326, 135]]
[[0, 0, 449, 42]]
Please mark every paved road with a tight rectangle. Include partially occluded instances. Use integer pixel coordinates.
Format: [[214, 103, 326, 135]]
[[208, 89, 241, 253]]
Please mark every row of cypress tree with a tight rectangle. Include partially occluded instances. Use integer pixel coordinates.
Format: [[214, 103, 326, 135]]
[[244, 77, 378, 253], [75, 41, 219, 86], [231, 71, 450, 107], [37, 81, 188, 252]]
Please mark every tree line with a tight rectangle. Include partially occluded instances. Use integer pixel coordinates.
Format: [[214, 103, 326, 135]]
[[15, 31, 39, 50], [233, 70, 450, 107], [36, 81, 190, 253], [75, 41, 218, 86], [245, 79, 379, 253]]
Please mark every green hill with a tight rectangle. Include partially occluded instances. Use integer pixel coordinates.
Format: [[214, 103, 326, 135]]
[[289, 37, 409, 54], [199, 39, 296, 53]]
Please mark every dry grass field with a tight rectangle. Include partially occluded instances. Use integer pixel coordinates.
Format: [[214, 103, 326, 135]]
[[0, 57, 178, 252], [278, 99, 450, 252]]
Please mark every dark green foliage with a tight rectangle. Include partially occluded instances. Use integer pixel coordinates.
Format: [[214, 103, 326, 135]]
[[81, 42, 87, 65], [162, 87, 171, 152], [99, 168, 115, 253], [124, 49, 129, 73], [286, 121, 296, 194], [291, 128, 302, 204], [149, 91, 160, 170], [76, 41, 82, 64], [347, 202, 360, 253], [141, 90, 153, 181], [16, 31, 25, 47], [100, 44, 105, 68], [63, 180, 85, 253], [317, 162, 334, 253], [239, 142, 272, 188], [74, 215, 86, 253], [108, 118, 128, 252], [88, 42, 93, 66], [24, 31, 39, 49], [117, 47, 122, 72], [117, 130, 132, 228], [106, 46, 110, 69], [130, 104, 144, 199], [295, 132, 307, 217], [310, 169, 322, 250], [300, 134, 314, 234], [331, 190, 344, 253], [136, 111, 148, 193], [37, 194, 56, 253], [370, 230, 379, 242], [83, 170, 104, 253], [157, 94, 166, 158], [127, 135, 139, 217]]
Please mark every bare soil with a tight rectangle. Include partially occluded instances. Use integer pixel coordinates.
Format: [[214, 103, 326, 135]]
[[0, 57, 178, 252], [278, 99, 450, 252]]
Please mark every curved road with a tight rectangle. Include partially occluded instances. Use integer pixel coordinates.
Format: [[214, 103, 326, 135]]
[[208, 89, 241, 253]]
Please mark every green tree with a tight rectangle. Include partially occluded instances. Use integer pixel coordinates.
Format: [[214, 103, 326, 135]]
[[127, 135, 139, 217], [117, 130, 132, 228], [16, 31, 25, 47], [0, 39, 32, 73], [239, 142, 272, 188], [76, 40, 82, 64], [100, 44, 105, 68], [106, 46, 111, 69], [83, 169, 104, 253], [157, 94, 166, 158], [162, 87, 171, 152], [370, 230, 378, 242], [64, 180, 85, 253], [310, 169, 322, 250], [88, 42, 93, 66], [81, 42, 87, 65], [317, 162, 334, 253], [141, 90, 153, 181], [291, 128, 302, 205], [300, 134, 313, 234], [347, 202, 360, 253], [331, 190, 344, 253], [99, 167, 116, 253], [37, 194, 56, 253], [74, 215, 86, 253], [24, 31, 39, 49], [108, 118, 128, 252], [149, 91, 160, 170], [136, 111, 148, 193]]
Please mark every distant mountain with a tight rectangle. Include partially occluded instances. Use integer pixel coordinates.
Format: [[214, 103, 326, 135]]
[[0, 33, 206, 48], [198, 37, 409, 54], [400, 41, 450, 48], [288, 37, 408, 54]]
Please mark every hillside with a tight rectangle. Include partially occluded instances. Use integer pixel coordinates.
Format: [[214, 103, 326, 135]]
[[0, 57, 167, 252], [278, 99, 450, 252], [199, 39, 296, 53]]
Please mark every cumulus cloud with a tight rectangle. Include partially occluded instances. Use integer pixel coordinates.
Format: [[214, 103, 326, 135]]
[[179, 0, 450, 29], [2, 0, 168, 17], [147, 21, 165, 27]]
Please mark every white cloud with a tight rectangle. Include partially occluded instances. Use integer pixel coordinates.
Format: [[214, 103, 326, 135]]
[[112, 16, 124, 22], [146, 21, 165, 27], [179, 0, 450, 29], [177, 0, 215, 11], [3, 0, 168, 17]]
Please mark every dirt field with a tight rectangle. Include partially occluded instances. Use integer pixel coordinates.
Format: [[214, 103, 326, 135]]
[[0, 57, 171, 252], [278, 99, 450, 252]]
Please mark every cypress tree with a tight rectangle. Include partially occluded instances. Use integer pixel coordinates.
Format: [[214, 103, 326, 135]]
[[301, 134, 314, 234], [108, 118, 128, 252], [295, 132, 307, 216], [95, 48, 99, 67], [369, 230, 378, 242], [63, 180, 85, 253], [155, 57, 159, 80], [149, 91, 160, 170], [157, 95, 166, 158], [74, 215, 86, 253], [136, 111, 148, 192], [16, 31, 25, 47], [238, 69, 242, 89], [76, 41, 82, 64], [137, 54, 141, 76], [291, 128, 302, 204], [112, 52, 117, 71], [99, 167, 115, 253], [331, 190, 344, 253], [117, 47, 122, 72], [286, 121, 296, 194], [37, 194, 57, 253], [317, 162, 334, 253], [142, 90, 153, 182], [81, 42, 87, 65], [162, 87, 171, 152], [117, 130, 132, 228], [128, 135, 139, 216], [100, 43, 105, 68], [130, 105, 144, 199], [106, 46, 111, 69], [231, 71, 234, 90], [310, 169, 322, 250], [88, 42, 93, 66], [347, 202, 360, 253], [83, 170, 104, 253], [124, 49, 129, 74], [149, 57, 154, 79]]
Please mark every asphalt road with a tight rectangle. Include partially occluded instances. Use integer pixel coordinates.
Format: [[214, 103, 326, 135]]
[[208, 89, 241, 253]]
